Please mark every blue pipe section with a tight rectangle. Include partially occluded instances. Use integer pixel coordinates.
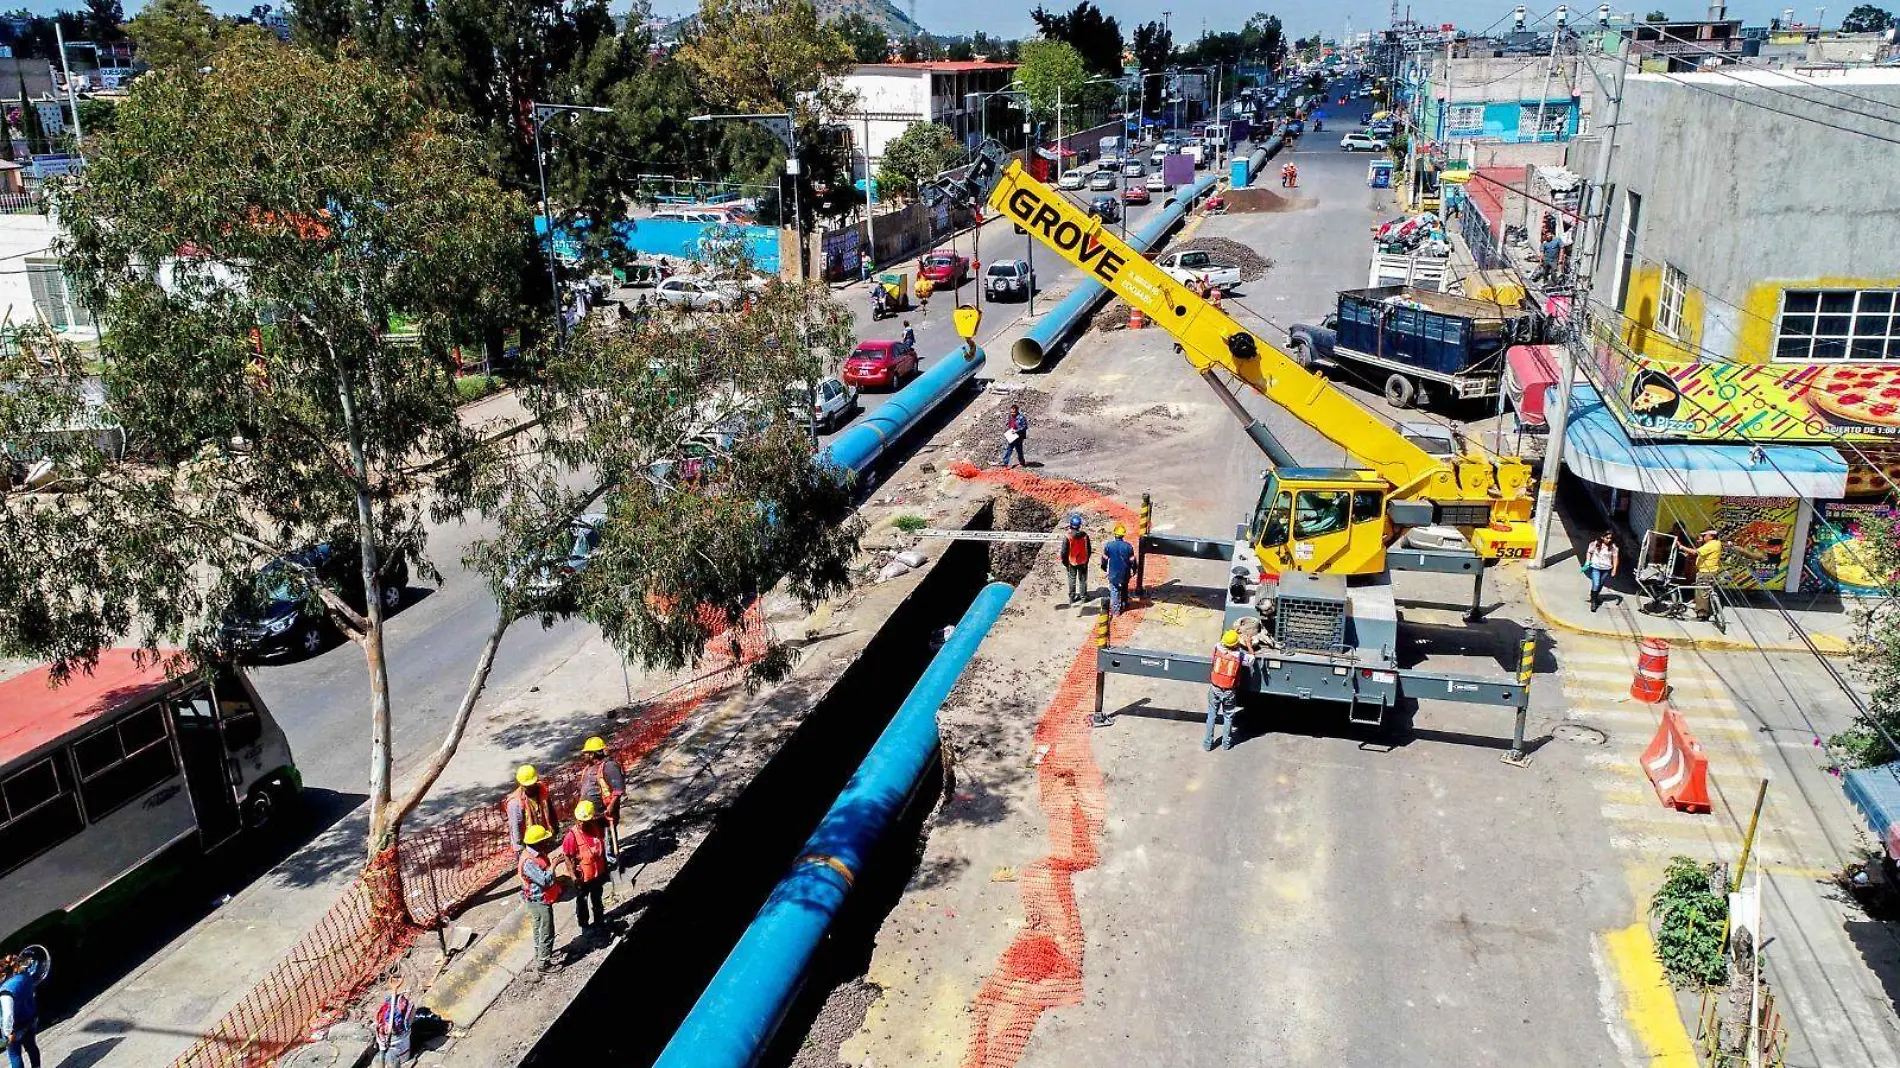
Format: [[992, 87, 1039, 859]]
[[1009, 172, 1219, 370], [652, 580, 1017, 1068], [820, 344, 986, 477], [1245, 134, 1287, 184]]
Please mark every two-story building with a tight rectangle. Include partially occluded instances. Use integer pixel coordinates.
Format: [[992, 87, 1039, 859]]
[[832, 60, 1019, 163], [1560, 65, 1900, 594]]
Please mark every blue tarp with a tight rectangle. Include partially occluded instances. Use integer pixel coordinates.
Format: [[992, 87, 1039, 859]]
[[1559, 380, 1849, 498], [1844, 761, 1900, 860], [534, 215, 780, 273]]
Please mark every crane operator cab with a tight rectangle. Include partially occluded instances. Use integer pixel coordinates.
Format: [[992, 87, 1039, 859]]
[[1248, 469, 1393, 578]]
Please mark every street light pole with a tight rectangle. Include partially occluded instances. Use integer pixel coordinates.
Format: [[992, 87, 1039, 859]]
[[531, 101, 613, 349], [690, 111, 809, 281]]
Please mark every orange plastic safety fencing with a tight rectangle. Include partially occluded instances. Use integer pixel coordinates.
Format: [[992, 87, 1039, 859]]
[[168, 611, 771, 1068], [946, 463, 1172, 1068]]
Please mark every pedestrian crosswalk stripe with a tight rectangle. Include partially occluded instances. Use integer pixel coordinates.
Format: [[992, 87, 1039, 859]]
[[1565, 707, 1755, 735]]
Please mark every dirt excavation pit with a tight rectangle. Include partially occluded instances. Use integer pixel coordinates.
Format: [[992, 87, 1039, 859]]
[[988, 492, 1059, 586]]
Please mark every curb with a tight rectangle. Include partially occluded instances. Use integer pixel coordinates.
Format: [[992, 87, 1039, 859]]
[[1524, 573, 1853, 657]]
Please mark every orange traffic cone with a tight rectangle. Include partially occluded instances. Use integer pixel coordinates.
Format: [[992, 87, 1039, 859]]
[[1630, 637, 1670, 704], [1128, 306, 1146, 330]]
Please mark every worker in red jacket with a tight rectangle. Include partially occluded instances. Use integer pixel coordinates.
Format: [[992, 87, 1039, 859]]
[[1061, 512, 1092, 605], [1204, 628, 1255, 752], [562, 800, 618, 933]]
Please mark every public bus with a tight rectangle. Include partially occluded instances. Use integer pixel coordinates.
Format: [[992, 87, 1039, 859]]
[[0, 650, 299, 953]]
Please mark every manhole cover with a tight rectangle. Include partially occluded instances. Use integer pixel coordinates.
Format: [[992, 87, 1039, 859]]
[[1554, 723, 1608, 746]]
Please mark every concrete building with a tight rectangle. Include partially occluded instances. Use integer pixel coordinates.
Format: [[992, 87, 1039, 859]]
[[0, 207, 96, 340], [832, 61, 1018, 161], [1560, 66, 1900, 595], [1414, 53, 1583, 156], [1623, 16, 1746, 71]]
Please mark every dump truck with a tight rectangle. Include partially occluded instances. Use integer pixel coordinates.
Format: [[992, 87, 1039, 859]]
[[1286, 286, 1541, 409]]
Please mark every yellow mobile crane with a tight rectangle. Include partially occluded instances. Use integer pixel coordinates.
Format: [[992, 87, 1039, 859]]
[[929, 146, 1539, 743]]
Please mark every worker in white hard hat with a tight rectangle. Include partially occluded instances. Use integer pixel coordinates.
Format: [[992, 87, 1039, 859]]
[[1204, 628, 1255, 752]]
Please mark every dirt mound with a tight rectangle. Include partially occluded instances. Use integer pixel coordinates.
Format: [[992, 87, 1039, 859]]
[[1173, 236, 1274, 281], [988, 492, 1059, 585]]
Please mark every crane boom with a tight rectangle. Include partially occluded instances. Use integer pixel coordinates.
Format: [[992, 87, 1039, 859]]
[[980, 158, 1533, 514]]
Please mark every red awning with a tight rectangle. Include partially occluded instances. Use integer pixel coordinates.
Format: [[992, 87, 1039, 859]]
[[1505, 345, 1563, 425]]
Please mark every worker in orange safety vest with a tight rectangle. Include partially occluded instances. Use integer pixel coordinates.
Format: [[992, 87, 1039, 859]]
[[578, 737, 625, 825], [1061, 512, 1092, 605], [562, 800, 619, 933], [504, 765, 552, 851], [1203, 628, 1255, 752], [519, 825, 568, 973]]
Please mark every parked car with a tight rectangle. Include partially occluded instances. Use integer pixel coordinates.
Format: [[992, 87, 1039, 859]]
[[1058, 169, 1087, 190], [220, 542, 410, 659], [984, 259, 1036, 302], [654, 277, 740, 311], [918, 250, 970, 288], [1121, 161, 1146, 179], [1087, 169, 1119, 192], [842, 338, 920, 390], [1145, 172, 1169, 193], [505, 513, 608, 607], [1122, 184, 1151, 205], [787, 376, 857, 433], [1340, 131, 1388, 152], [1153, 249, 1243, 291], [1087, 195, 1122, 223], [1368, 121, 1396, 139]]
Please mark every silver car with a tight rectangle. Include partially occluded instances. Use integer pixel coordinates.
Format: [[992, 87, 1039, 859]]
[[1121, 161, 1146, 179], [654, 277, 740, 311], [983, 258, 1036, 302], [1087, 169, 1119, 191], [1058, 169, 1087, 190]]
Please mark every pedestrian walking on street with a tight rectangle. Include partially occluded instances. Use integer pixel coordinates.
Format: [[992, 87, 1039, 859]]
[[1, 950, 47, 1068], [999, 404, 1029, 468], [504, 765, 552, 852], [1203, 628, 1254, 751], [1687, 528, 1724, 620], [371, 974, 415, 1067], [1061, 512, 1093, 605], [562, 801, 618, 932], [1584, 530, 1619, 613], [1101, 524, 1135, 616], [519, 825, 568, 974], [902, 320, 916, 350]]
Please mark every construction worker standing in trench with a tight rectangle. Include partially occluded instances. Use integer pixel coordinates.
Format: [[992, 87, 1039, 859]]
[[1204, 628, 1255, 752], [505, 765, 552, 852], [519, 825, 568, 974]]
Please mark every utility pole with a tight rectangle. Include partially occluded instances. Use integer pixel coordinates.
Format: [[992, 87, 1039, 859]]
[[1532, 7, 1571, 145], [54, 23, 80, 153], [1531, 35, 1627, 568]]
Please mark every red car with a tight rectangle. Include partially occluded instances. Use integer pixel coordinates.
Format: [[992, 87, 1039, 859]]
[[1122, 184, 1152, 205], [842, 338, 920, 390], [918, 251, 969, 288]]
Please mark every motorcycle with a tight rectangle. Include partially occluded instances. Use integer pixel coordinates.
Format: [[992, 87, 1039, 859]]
[[870, 287, 894, 321]]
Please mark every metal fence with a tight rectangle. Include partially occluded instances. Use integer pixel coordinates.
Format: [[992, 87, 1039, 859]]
[[168, 612, 772, 1068]]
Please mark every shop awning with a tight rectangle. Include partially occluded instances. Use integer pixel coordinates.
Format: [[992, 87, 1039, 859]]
[[1844, 761, 1900, 860], [1559, 380, 1851, 497]]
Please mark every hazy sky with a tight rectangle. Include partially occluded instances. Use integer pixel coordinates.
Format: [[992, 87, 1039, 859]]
[[28, 1, 1833, 39]]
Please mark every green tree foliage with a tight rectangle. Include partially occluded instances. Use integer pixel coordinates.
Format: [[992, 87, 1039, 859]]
[[15, 74, 45, 156], [86, 0, 126, 40], [1649, 857, 1729, 988], [76, 97, 117, 136], [876, 120, 963, 200], [127, 0, 223, 72], [833, 11, 890, 62], [1132, 21, 1173, 113], [1030, 2, 1124, 76], [680, 0, 852, 113], [12, 45, 526, 857], [1017, 38, 1087, 122], [1645, 11, 1671, 22], [1842, 4, 1895, 31], [1244, 12, 1285, 71], [1837, 510, 1900, 767]]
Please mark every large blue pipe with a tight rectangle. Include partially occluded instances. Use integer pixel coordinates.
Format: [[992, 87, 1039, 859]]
[[652, 580, 1017, 1068], [820, 344, 986, 477], [1008, 172, 1219, 371], [1246, 134, 1288, 183]]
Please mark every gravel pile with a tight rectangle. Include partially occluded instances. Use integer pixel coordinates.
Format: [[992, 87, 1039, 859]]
[[1174, 236, 1275, 281], [1090, 300, 1131, 332], [789, 978, 882, 1068], [1063, 391, 1109, 417]]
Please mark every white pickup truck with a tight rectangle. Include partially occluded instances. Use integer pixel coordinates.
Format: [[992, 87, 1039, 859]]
[[1153, 249, 1244, 292]]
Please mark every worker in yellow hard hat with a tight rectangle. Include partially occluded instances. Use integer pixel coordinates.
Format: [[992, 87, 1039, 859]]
[[579, 736, 625, 826], [517, 824, 567, 973], [561, 799, 618, 933], [1204, 627, 1255, 752], [1101, 522, 1135, 616], [505, 764, 552, 852]]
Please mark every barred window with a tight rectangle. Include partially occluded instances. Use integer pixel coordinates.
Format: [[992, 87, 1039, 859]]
[[1776, 289, 1900, 361], [1446, 104, 1484, 132]]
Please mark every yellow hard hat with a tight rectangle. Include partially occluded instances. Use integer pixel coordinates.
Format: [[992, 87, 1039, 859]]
[[574, 799, 598, 822], [515, 764, 538, 787], [1113, 523, 1127, 536], [1221, 629, 1241, 648], [523, 824, 553, 846], [582, 736, 607, 754]]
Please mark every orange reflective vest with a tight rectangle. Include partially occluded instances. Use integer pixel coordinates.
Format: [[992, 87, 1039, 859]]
[[506, 785, 551, 836], [563, 823, 609, 883], [1063, 532, 1092, 566], [1210, 646, 1244, 690], [519, 849, 561, 904]]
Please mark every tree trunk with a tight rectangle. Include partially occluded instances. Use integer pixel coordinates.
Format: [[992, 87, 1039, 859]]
[[334, 376, 397, 861], [384, 610, 511, 838]]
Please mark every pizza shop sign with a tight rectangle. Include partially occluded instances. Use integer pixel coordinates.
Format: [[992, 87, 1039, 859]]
[[1603, 350, 1900, 444]]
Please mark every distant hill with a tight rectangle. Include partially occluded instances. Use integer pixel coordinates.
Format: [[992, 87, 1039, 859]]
[[663, 0, 927, 41]]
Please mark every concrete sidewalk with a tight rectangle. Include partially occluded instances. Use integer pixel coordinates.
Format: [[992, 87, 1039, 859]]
[[1524, 493, 1860, 656]]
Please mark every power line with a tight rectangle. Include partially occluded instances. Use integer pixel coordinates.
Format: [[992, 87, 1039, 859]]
[[1647, 26, 1900, 121]]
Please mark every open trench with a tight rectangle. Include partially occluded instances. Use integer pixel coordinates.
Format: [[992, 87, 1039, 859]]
[[524, 492, 1055, 1067]]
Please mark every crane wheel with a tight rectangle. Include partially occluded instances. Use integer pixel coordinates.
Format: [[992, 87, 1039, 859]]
[[1383, 374, 1416, 409]]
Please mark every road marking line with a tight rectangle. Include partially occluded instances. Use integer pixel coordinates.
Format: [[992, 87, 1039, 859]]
[[1603, 923, 1700, 1068]]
